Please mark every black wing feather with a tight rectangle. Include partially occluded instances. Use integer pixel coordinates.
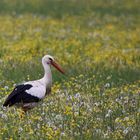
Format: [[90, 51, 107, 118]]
[[3, 84, 40, 107]]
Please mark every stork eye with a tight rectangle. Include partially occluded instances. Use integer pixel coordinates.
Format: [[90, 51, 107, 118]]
[[49, 58, 53, 61]]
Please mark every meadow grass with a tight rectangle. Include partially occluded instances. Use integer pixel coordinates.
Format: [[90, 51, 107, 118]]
[[0, 0, 140, 140]]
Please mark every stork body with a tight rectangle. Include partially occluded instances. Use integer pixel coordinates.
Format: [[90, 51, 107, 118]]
[[3, 55, 64, 111]]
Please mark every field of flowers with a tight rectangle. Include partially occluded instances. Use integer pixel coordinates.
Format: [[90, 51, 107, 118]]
[[0, 0, 140, 140]]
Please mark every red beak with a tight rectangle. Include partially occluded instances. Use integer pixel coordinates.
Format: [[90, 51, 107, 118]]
[[51, 61, 65, 74]]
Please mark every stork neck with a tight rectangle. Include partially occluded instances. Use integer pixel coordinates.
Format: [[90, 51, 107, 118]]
[[42, 64, 52, 86]]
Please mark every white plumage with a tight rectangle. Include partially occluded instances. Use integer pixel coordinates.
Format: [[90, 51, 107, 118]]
[[25, 82, 46, 99]]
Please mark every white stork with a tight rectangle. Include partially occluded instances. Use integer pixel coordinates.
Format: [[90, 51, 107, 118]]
[[3, 55, 65, 112]]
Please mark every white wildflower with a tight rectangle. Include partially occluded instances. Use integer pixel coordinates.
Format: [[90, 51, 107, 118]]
[[132, 135, 138, 140], [123, 128, 129, 135], [4, 86, 9, 90], [55, 114, 63, 121], [74, 93, 81, 99], [104, 83, 110, 88]]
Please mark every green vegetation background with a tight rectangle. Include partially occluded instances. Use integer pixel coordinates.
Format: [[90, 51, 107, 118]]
[[0, 0, 140, 140]]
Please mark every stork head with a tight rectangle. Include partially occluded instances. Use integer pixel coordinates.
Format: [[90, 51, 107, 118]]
[[42, 55, 65, 74]]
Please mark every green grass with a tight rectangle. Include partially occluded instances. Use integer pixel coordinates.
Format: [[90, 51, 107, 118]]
[[0, 0, 140, 140]]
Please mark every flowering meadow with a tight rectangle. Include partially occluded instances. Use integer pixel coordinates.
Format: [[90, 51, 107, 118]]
[[0, 0, 140, 140]]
